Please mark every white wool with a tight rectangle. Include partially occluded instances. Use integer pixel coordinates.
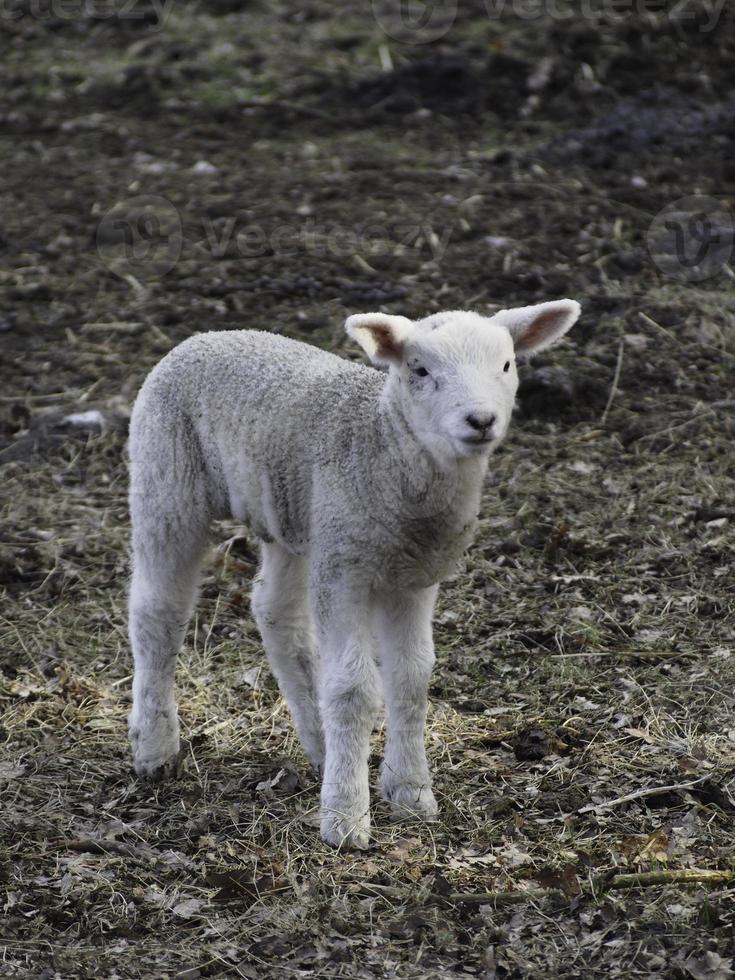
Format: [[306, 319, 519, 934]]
[[127, 299, 580, 849]]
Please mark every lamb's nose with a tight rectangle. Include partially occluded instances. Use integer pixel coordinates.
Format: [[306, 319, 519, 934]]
[[466, 412, 496, 432]]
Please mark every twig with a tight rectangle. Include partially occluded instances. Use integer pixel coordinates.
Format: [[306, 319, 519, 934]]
[[549, 649, 694, 659], [378, 43, 393, 72], [600, 337, 624, 425], [354, 868, 735, 908], [59, 838, 159, 866], [445, 869, 735, 905], [351, 882, 546, 906], [633, 408, 716, 444], [351, 882, 405, 900], [81, 321, 145, 334], [0, 392, 73, 402], [577, 773, 711, 814], [123, 273, 147, 296], [639, 311, 735, 362], [563, 428, 605, 445], [606, 870, 735, 890], [444, 889, 548, 906]]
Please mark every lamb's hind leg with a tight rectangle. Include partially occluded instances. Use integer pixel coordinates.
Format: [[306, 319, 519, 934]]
[[251, 542, 324, 772], [128, 488, 209, 781]]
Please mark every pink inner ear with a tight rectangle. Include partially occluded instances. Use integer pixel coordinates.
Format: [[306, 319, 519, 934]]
[[514, 309, 563, 352], [372, 323, 404, 360]]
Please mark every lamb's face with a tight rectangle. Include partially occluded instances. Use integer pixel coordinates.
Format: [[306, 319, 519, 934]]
[[345, 300, 581, 460], [400, 312, 518, 458]]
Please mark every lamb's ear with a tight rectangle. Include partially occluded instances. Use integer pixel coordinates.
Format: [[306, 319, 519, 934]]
[[493, 299, 581, 354], [344, 313, 414, 367]]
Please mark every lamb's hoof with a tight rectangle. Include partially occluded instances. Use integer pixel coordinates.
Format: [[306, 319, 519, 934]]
[[320, 810, 371, 851], [132, 749, 181, 782], [382, 783, 439, 823], [129, 714, 181, 782], [305, 748, 325, 779]]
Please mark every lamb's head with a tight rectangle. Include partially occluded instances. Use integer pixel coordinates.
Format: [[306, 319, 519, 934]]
[[346, 299, 580, 459]]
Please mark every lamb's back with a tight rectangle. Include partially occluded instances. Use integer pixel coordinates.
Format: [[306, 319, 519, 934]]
[[138, 330, 384, 549], [193, 330, 372, 410]]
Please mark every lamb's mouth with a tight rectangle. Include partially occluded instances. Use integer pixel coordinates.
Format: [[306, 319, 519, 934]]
[[461, 434, 495, 446], [458, 435, 496, 453]]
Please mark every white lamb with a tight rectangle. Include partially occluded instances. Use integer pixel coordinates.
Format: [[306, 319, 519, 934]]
[[127, 299, 580, 849]]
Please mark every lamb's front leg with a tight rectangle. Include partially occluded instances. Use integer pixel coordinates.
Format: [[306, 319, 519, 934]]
[[315, 591, 380, 850], [374, 585, 439, 822]]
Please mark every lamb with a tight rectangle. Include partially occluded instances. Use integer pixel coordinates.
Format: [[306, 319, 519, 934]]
[[127, 299, 580, 849]]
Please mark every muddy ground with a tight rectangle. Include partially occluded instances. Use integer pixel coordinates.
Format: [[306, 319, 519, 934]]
[[1, 1, 735, 977]]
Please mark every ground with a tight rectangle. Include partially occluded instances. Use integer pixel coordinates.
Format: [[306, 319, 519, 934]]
[[1, 1, 735, 977]]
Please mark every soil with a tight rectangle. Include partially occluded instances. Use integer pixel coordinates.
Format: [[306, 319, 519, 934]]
[[1, 2, 734, 977]]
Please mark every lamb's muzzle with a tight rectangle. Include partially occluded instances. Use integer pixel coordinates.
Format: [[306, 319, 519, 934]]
[[127, 299, 581, 849]]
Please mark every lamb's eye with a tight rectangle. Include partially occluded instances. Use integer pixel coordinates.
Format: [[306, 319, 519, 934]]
[[503, 361, 511, 373], [413, 366, 430, 378]]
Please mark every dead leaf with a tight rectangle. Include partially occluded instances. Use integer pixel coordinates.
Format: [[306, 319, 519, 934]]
[[0, 763, 26, 780], [534, 863, 581, 897], [636, 829, 669, 865], [498, 843, 532, 868], [172, 897, 204, 919], [7, 676, 46, 699], [573, 696, 601, 711], [431, 870, 452, 896], [623, 727, 655, 744], [386, 837, 425, 864], [446, 848, 497, 870], [234, 667, 264, 691], [205, 866, 286, 906], [255, 764, 300, 797], [512, 728, 550, 761], [58, 873, 74, 898], [684, 951, 734, 980], [299, 808, 321, 829]]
